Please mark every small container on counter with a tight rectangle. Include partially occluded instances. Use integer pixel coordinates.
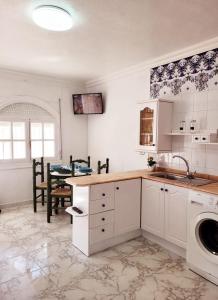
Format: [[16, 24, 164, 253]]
[[189, 119, 199, 132], [179, 120, 186, 132]]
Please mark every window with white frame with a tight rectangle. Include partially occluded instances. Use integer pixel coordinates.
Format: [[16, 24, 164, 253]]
[[0, 103, 58, 161], [31, 122, 55, 158], [0, 121, 26, 160]]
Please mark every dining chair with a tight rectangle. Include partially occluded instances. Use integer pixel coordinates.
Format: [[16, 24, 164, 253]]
[[97, 158, 109, 174], [33, 157, 47, 212], [47, 162, 73, 223], [70, 156, 91, 176]]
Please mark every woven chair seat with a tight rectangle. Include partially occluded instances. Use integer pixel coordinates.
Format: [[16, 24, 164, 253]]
[[51, 188, 72, 197], [36, 181, 47, 189]]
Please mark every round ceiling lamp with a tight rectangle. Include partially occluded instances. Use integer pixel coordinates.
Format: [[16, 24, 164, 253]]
[[32, 5, 73, 31]]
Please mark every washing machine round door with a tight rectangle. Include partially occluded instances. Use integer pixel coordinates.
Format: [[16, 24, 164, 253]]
[[193, 213, 218, 262]]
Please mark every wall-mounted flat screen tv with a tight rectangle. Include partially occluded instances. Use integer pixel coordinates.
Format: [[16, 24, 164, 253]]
[[72, 93, 103, 114]]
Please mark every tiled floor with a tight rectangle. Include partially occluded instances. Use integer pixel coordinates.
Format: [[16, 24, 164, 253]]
[[0, 205, 217, 300]]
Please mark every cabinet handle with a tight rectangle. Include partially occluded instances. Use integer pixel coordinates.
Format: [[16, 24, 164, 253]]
[[202, 137, 206, 140], [102, 204, 105, 207], [102, 193, 105, 196], [102, 217, 105, 221], [195, 137, 199, 140], [152, 144, 155, 146], [116, 187, 119, 190], [165, 189, 168, 192], [191, 200, 203, 206], [101, 229, 105, 232], [160, 188, 164, 191]]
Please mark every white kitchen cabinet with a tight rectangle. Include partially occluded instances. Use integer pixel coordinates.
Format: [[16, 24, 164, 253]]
[[114, 179, 141, 235], [141, 179, 188, 249], [141, 179, 165, 237], [137, 99, 173, 153], [68, 179, 141, 256], [164, 184, 188, 248]]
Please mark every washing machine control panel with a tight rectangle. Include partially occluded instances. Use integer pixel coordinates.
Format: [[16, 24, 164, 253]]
[[190, 191, 218, 210]]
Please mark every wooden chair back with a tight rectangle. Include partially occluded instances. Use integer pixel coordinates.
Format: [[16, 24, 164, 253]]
[[46, 162, 73, 191], [71, 156, 91, 176], [46, 162, 73, 223], [33, 157, 45, 212], [33, 157, 44, 186], [97, 158, 109, 174]]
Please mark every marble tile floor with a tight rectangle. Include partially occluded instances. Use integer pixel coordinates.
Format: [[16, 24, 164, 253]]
[[0, 205, 217, 300]]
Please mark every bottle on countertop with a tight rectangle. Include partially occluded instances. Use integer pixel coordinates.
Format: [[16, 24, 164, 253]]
[[190, 119, 199, 132], [179, 120, 186, 132]]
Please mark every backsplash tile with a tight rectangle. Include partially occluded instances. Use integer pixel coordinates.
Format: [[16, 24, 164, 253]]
[[155, 69, 218, 175], [150, 48, 218, 98]]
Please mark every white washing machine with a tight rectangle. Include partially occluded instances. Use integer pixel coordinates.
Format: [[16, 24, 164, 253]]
[[187, 191, 218, 285]]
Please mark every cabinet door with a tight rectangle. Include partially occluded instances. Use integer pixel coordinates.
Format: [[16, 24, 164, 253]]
[[138, 102, 157, 152], [114, 179, 141, 235], [164, 184, 188, 248], [141, 179, 165, 237]]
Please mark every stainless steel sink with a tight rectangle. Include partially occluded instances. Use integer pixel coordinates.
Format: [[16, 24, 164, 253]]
[[150, 172, 214, 186], [177, 177, 214, 186], [150, 172, 185, 180]]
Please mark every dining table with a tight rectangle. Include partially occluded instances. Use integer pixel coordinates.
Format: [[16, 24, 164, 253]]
[[50, 164, 93, 179]]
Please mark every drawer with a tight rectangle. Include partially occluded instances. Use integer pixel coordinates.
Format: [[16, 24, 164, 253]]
[[90, 223, 114, 245], [90, 183, 114, 201], [89, 197, 114, 214], [89, 210, 114, 228]]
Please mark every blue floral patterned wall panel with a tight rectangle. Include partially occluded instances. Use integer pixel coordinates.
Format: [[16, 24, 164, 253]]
[[150, 48, 218, 98]]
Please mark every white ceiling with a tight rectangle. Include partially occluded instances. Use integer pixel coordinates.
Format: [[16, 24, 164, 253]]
[[0, 0, 217, 81]]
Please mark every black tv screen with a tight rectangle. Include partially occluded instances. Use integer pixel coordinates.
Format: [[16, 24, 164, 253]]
[[73, 93, 103, 114]]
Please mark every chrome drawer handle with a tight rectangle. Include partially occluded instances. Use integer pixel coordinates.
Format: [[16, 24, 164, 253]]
[[191, 200, 203, 206]]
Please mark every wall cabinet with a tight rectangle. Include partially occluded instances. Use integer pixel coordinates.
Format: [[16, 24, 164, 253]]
[[137, 99, 173, 153], [141, 179, 188, 248]]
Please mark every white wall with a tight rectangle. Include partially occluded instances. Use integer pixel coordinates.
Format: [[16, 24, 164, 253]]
[[87, 69, 150, 172], [87, 38, 218, 175], [0, 70, 87, 206]]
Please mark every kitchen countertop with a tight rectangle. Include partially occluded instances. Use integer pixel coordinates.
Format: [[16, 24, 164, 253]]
[[65, 169, 218, 196], [65, 170, 146, 186]]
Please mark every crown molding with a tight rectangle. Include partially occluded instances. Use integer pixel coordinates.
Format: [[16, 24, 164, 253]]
[[86, 37, 218, 88], [0, 67, 86, 88]]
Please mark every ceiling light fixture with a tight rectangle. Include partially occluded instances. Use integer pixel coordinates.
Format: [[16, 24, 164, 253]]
[[32, 5, 73, 31]]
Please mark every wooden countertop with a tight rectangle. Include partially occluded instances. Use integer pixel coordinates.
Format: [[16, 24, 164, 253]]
[[65, 170, 147, 186], [65, 169, 218, 196]]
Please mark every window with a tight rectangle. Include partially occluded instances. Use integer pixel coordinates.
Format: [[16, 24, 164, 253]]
[[0, 103, 57, 162], [0, 120, 56, 161], [0, 121, 26, 160], [31, 122, 55, 158]]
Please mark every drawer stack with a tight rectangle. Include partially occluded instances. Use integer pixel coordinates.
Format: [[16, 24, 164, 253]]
[[89, 182, 115, 245]]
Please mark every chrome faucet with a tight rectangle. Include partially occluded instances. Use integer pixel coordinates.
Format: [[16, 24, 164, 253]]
[[172, 155, 194, 178]]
